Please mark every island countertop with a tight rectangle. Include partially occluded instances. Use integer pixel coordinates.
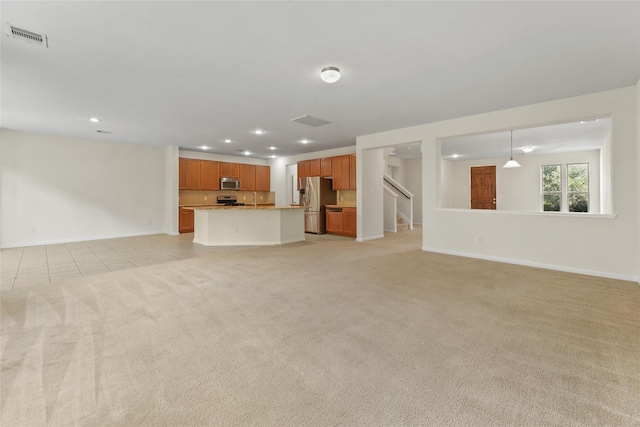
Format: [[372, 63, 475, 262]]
[[183, 205, 305, 211]]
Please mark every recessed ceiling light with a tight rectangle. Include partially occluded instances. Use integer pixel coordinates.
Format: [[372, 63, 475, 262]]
[[320, 66, 341, 83], [452, 154, 459, 158], [200, 145, 210, 150], [254, 129, 264, 135], [89, 117, 101, 122], [269, 146, 277, 150], [224, 139, 231, 143], [270, 155, 277, 159], [244, 151, 251, 156], [522, 146, 534, 153], [300, 139, 310, 144]]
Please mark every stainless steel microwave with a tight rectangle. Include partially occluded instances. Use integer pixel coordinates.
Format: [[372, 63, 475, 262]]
[[220, 177, 241, 190]]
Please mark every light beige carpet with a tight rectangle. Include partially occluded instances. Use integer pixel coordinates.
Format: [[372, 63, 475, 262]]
[[2, 232, 639, 426]]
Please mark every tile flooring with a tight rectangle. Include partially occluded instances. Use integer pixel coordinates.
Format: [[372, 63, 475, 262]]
[[1, 233, 244, 290]]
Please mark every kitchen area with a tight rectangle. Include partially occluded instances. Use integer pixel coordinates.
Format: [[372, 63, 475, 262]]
[[179, 153, 357, 243]]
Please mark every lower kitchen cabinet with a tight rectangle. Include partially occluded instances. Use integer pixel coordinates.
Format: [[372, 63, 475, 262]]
[[179, 208, 194, 233], [325, 206, 356, 238]]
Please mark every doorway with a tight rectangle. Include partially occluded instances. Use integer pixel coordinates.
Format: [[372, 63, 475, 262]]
[[470, 166, 496, 209]]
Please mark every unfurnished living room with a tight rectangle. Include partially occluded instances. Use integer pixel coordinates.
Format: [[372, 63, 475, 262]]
[[1, 2, 639, 426]]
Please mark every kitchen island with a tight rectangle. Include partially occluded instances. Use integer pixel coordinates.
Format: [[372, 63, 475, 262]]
[[184, 205, 305, 246]]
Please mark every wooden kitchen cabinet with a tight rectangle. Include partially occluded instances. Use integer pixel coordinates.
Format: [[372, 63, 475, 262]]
[[349, 154, 357, 190], [331, 155, 350, 190], [309, 158, 321, 177], [255, 165, 270, 191], [186, 158, 201, 190], [298, 160, 309, 190], [325, 210, 343, 234], [179, 208, 194, 233], [239, 164, 256, 191], [179, 158, 188, 190], [320, 157, 332, 177], [200, 160, 220, 191], [220, 162, 240, 178], [342, 207, 356, 237]]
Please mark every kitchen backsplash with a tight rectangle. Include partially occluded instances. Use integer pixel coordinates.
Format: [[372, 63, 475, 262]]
[[337, 190, 356, 206], [180, 191, 275, 205]]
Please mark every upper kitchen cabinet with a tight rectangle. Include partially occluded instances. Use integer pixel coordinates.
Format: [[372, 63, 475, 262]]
[[179, 158, 189, 190], [239, 164, 256, 191], [349, 154, 356, 190], [297, 160, 309, 190], [186, 158, 201, 190], [255, 165, 270, 191], [220, 162, 240, 178], [321, 157, 332, 177], [200, 160, 220, 191], [309, 159, 321, 177], [331, 155, 350, 190]]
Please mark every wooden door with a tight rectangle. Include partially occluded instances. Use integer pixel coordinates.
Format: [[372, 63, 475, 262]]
[[470, 166, 496, 209], [255, 165, 270, 191]]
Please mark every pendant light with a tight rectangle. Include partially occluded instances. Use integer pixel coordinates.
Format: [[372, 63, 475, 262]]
[[503, 130, 521, 168]]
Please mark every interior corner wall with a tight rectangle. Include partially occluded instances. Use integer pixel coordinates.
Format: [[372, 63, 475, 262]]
[[358, 86, 639, 281], [357, 148, 384, 241], [636, 79, 640, 282], [405, 158, 423, 224], [165, 145, 179, 235], [1, 129, 167, 248]]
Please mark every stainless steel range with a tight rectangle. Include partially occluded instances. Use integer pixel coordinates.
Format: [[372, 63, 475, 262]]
[[216, 195, 245, 206]]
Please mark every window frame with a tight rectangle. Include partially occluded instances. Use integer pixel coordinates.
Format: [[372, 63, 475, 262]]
[[541, 164, 562, 212], [567, 162, 590, 213]]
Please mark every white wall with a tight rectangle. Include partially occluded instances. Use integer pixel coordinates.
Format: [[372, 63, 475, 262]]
[[357, 86, 638, 281], [357, 148, 384, 241], [447, 150, 601, 213], [165, 146, 179, 235], [1, 129, 167, 247], [178, 149, 269, 166], [405, 158, 423, 224]]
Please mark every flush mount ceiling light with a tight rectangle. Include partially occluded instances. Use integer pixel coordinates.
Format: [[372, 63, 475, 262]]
[[320, 66, 340, 83], [89, 117, 101, 122], [503, 131, 521, 168], [522, 146, 534, 153]]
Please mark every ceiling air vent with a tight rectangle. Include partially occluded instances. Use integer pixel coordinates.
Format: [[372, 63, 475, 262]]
[[291, 115, 330, 127], [6, 24, 48, 47]]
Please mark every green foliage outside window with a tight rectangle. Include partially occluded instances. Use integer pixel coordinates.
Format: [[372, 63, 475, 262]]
[[542, 165, 561, 211], [568, 163, 589, 212]]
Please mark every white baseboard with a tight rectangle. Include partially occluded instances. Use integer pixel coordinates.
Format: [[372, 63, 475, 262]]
[[1, 230, 167, 249], [357, 234, 385, 242], [422, 246, 638, 283]]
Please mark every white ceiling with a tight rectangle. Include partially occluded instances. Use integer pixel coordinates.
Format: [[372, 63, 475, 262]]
[[1, 1, 638, 160]]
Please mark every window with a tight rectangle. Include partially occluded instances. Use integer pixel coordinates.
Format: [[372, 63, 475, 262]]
[[542, 164, 561, 211], [568, 163, 589, 212]]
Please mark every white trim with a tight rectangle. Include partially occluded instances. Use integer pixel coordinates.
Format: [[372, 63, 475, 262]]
[[357, 234, 385, 242], [435, 208, 617, 219], [0, 230, 167, 249], [422, 246, 637, 283]]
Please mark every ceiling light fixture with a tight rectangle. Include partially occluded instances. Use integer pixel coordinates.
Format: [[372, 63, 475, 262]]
[[89, 117, 101, 122], [320, 66, 341, 83], [522, 146, 534, 153], [503, 131, 521, 168], [452, 154, 459, 159], [254, 129, 264, 135], [244, 151, 251, 156], [270, 155, 277, 159], [224, 139, 231, 143], [300, 139, 310, 144], [269, 146, 277, 150], [200, 145, 210, 150]]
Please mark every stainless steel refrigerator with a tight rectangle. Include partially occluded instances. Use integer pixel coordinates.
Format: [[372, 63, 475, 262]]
[[299, 176, 337, 234]]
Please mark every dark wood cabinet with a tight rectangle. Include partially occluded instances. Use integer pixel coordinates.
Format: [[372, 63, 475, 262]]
[[255, 165, 270, 191], [179, 208, 194, 233], [239, 164, 256, 191]]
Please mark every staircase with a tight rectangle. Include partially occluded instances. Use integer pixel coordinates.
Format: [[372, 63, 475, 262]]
[[397, 216, 409, 232]]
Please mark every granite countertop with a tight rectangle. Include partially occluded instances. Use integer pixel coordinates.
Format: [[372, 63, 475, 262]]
[[182, 205, 304, 211], [325, 204, 357, 209], [179, 203, 274, 208]]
